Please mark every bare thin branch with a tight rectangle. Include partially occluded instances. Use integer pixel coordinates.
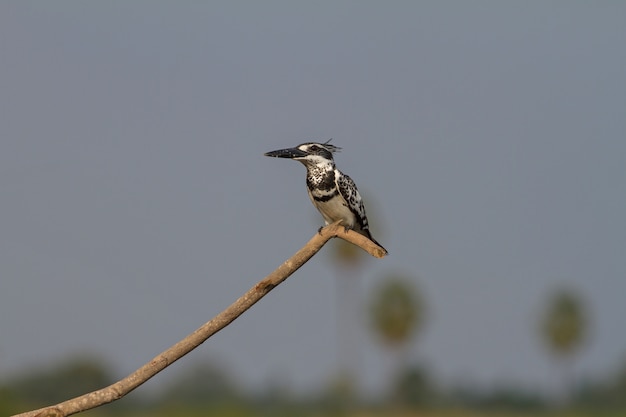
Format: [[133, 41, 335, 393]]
[[12, 223, 386, 417]]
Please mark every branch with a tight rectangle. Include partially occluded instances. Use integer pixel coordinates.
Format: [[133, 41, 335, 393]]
[[12, 222, 386, 417]]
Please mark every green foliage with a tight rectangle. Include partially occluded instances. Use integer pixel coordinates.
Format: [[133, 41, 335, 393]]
[[369, 276, 424, 348], [393, 365, 438, 407], [541, 289, 587, 357], [0, 385, 23, 415], [157, 362, 240, 407], [6, 354, 113, 407], [573, 356, 626, 410]]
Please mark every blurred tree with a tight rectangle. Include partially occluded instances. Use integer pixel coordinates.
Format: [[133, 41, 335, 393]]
[[329, 238, 364, 402], [6, 354, 113, 407], [541, 289, 587, 355], [393, 364, 437, 407], [540, 288, 588, 404], [370, 276, 423, 348], [574, 355, 626, 409], [0, 385, 21, 416], [327, 194, 384, 400], [157, 360, 240, 407], [613, 357, 626, 407], [369, 275, 425, 405]]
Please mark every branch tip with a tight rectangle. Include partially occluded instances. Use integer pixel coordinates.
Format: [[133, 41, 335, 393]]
[[320, 222, 388, 258]]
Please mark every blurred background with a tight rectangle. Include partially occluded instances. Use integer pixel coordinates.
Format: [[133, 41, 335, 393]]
[[1, 2, 625, 416]]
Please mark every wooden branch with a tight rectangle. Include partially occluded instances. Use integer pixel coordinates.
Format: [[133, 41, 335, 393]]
[[12, 223, 386, 417]]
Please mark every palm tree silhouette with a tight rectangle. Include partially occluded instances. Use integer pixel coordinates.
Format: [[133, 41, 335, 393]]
[[540, 288, 588, 404], [369, 275, 425, 403]]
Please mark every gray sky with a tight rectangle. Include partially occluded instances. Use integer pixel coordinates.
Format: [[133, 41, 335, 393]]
[[1, 2, 625, 397]]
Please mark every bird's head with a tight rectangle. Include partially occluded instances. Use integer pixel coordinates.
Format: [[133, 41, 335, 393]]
[[264, 140, 341, 168]]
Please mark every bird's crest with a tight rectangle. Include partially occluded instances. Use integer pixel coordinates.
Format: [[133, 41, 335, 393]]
[[321, 138, 341, 154]]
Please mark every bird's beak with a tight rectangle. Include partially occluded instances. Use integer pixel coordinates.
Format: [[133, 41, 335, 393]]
[[264, 147, 307, 159]]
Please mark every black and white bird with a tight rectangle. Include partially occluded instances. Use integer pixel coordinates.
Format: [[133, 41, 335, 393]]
[[264, 140, 386, 253]]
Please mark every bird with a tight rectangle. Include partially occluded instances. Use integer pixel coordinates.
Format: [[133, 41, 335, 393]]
[[264, 140, 386, 253]]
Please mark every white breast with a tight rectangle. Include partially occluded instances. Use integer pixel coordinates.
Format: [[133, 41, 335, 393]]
[[309, 192, 355, 228]]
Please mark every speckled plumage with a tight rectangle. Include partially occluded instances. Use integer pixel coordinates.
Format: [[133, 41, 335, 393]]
[[264, 140, 386, 252]]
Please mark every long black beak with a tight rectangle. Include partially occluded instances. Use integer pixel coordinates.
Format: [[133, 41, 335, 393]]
[[264, 147, 307, 159]]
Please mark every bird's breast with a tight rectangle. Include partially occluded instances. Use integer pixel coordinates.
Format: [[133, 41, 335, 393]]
[[308, 189, 355, 228]]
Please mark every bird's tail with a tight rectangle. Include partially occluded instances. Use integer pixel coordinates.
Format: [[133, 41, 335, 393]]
[[360, 228, 388, 254]]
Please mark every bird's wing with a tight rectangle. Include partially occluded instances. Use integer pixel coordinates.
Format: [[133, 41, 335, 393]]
[[336, 171, 370, 233]]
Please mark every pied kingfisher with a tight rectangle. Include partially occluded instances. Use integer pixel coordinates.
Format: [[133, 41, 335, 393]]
[[265, 140, 386, 252]]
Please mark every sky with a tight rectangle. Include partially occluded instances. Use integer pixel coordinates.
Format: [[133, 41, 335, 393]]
[[1, 1, 625, 399]]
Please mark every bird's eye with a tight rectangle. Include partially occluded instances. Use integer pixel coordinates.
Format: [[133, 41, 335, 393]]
[[310, 145, 319, 151]]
